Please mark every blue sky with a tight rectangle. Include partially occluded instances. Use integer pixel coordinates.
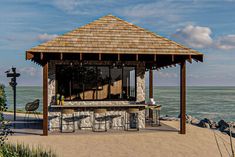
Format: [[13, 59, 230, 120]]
[[0, 0, 235, 86]]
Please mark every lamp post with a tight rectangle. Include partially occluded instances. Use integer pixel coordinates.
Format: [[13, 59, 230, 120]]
[[6, 67, 20, 121]]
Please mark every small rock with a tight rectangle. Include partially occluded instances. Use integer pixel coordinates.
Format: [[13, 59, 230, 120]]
[[198, 120, 210, 128], [191, 118, 200, 125], [186, 115, 193, 123], [210, 123, 218, 129], [218, 120, 229, 131], [228, 122, 235, 127], [203, 118, 214, 125], [205, 123, 210, 128]]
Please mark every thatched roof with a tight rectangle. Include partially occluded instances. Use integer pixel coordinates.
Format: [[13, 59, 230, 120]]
[[26, 14, 203, 57]]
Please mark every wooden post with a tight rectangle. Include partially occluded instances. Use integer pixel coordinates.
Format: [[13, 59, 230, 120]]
[[149, 67, 153, 119], [149, 68, 153, 99], [180, 61, 186, 134], [43, 63, 48, 136]]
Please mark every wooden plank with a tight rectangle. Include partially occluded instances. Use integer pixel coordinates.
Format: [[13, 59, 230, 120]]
[[60, 53, 63, 60], [26, 52, 34, 60], [80, 53, 82, 61], [154, 54, 157, 62], [172, 55, 174, 62], [43, 63, 48, 136], [118, 54, 120, 61], [180, 61, 186, 134], [187, 55, 192, 63], [149, 68, 153, 98], [136, 54, 139, 61], [99, 53, 101, 61], [40, 52, 43, 60]]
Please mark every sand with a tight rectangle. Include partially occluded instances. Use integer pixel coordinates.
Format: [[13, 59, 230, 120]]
[[8, 121, 235, 157]]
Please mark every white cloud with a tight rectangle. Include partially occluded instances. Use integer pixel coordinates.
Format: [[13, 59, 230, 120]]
[[52, 0, 80, 12], [118, 1, 181, 23], [172, 24, 213, 49], [50, 0, 102, 15], [214, 35, 235, 50], [36, 33, 58, 42]]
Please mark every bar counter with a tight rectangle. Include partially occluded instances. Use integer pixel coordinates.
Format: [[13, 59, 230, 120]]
[[50, 104, 146, 109], [49, 104, 146, 131]]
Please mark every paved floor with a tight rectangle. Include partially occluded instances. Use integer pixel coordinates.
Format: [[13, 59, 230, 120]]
[[3, 112, 178, 136]]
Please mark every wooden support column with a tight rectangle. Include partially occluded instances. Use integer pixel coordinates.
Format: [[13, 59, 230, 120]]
[[180, 60, 186, 134], [149, 67, 154, 119], [149, 68, 153, 99], [43, 63, 48, 136]]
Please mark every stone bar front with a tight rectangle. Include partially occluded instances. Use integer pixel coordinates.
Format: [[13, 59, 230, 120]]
[[49, 104, 146, 131]]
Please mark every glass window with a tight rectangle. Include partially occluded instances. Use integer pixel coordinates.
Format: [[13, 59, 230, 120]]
[[56, 65, 136, 101], [110, 66, 122, 99], [71, 66, 83, 100], [123, 67, 136, 100], [83, 66, 97, 100], [56, 65, 72, 101], [97, 66, 110, 100]]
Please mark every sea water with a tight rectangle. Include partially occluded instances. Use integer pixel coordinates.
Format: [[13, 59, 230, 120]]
[[5, 86, 235, 122]]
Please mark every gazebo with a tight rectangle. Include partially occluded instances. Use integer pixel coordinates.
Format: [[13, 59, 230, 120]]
[[26, 14, 203, 136]]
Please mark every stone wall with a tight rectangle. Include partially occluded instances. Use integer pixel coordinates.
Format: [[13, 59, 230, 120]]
[[49, 109, 145, 131]]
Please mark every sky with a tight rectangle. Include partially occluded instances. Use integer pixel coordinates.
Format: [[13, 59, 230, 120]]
[[0, 0, 235, 86]]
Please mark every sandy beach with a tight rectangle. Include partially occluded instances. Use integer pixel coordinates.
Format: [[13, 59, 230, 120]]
[[7, 121, 235, 157]]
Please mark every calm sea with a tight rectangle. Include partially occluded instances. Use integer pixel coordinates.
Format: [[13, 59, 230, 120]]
[[5, 86, 235, 122]]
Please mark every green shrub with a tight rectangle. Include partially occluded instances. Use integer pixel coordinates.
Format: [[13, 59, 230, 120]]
[[0, 143, 57, 157], [0, 84, 12, 146]]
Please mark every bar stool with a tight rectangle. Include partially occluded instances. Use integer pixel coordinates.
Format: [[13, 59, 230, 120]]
[[61, 109, 75, 133], [125, 108, 139, 131], [109, 108, 125, 130], [92, 108, 108, 132], [149, 105, 161, 126]]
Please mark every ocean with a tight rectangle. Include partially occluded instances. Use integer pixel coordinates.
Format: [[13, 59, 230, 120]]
[[4, 86, 235, 122]]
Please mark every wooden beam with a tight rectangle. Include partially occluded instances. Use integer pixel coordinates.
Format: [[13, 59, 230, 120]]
[[136, 54, 139, 61], [80, 53, 82, 61], [172, 55, 175, 62], [180, 61, 186, 134], [43, 63, 48, 136], [149, 68, 153, 98], [187, 55, 192, 63], [26, 52, 34, 60], [192, 54, 203, 62], [118, 54, 120, 61], [60, 53, 63, 60], [99, 53, 101, 61], [154, 54, 157, 62], [40, 52, 43, 60]]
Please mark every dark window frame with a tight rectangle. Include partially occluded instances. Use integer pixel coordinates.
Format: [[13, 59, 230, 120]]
[[55, 64, 137, 101]]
